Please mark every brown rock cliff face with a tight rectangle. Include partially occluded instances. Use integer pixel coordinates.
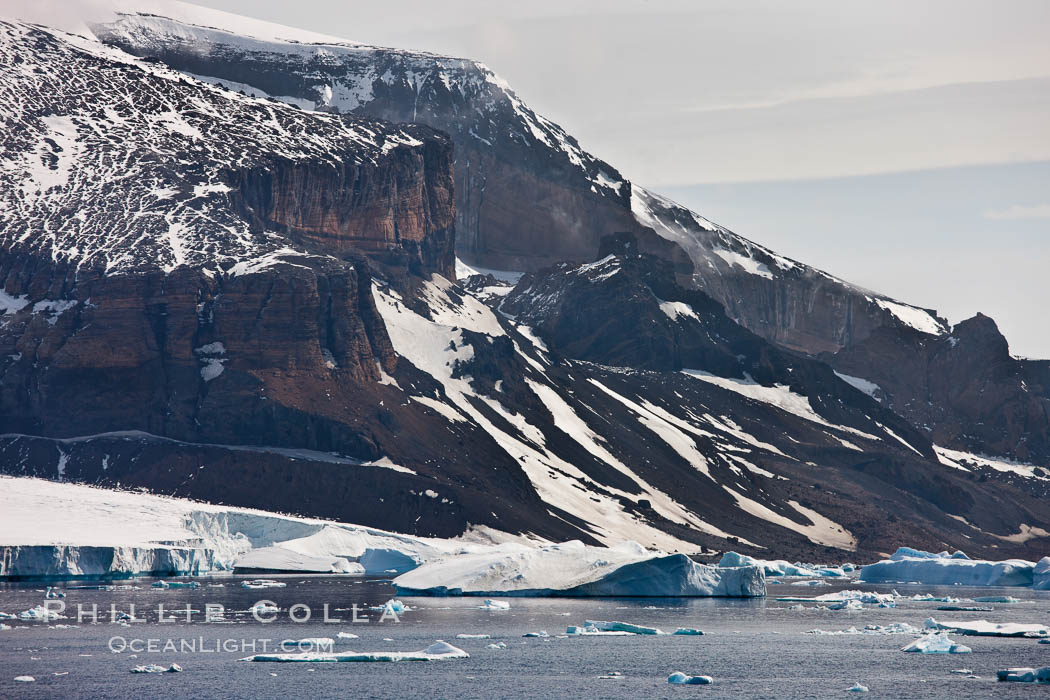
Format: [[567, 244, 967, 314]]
[[230, 138, 455, 279]]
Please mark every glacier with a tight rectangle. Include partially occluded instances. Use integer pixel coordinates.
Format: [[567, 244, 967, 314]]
[[393, 540, 765, 597], [860, 548, 1037, 587]]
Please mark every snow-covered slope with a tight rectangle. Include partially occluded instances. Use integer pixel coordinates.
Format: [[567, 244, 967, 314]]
[[0, 20, 441, 276]]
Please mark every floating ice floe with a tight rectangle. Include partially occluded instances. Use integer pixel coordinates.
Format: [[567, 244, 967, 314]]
[[972, 596, 1019, 603], [479, 600, 509, 610], [925, 617, 1049, 638], [848, 683, 869, 692], [566, 625, 631, 636], [805, 623, 922, 636], [241, 579, 286, 589], [668, 672, 713, 685], [394, 540, 765, 597], [336, 631, 359, 639], [791, 580, 830, 587], [455, 634, 491, 639], [598, 671, 624, 680], [18, 605, 62, 621], [673, 628, 704, 636], [860, 548, 1037, 587], [936, 605, 992, 612], [996, 667, 1050, 683], [487, 642, 507, 649], [901, 633, 971, 654], [130, 663, 183, 673], [776, 590, 896, 606], [523, 631, 549, 638], [152, 580, 200, 589], [243, 640, 469, 662], [14, 675, 35, 682], [828, 600, 863, 611]]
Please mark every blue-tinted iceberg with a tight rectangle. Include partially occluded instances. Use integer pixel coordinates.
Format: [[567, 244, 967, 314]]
[[925, 617, 1049, 638], [997, 667, 1050, 683], [1034, 557, 1050, 591], [901, 633, 971, 654], [394, 541, 765, 597], [860, 548, 1036, 587], [668, 672, 712, 685]]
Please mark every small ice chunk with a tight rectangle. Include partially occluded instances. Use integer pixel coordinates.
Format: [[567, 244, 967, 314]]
[[972, 596, 1019, 603], [251, 602, 279, 614], [673, 628, 704, 635], [901, 633, 971, 654], [372, 599, 411, 614], [848, 683, 869, 692], [152, 581, 200, 589], [950, 669, 973, 675], [522, 631, 549, 638], [336, 632, 359, 639], [486, 642, 507, 649], [455, 634, 490, 639], [45, 587, 65, 599], [14, 676, 36, 682], [668, 671, 713, 685], [241, 579, 286, 589], [828, 600, 863, 611], [480, 599, 510, 610]]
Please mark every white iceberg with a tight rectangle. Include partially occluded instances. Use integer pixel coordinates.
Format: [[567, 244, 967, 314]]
[[668, 672, 713, 685], [479, 600, 510, 610], [566, 626, 631, 636], [455, 634, 490, 639], [804, 623, 921, 636], [848, 683, 869, 692], [234, 547, 364, 575], [924, 617, 1049, 638], [901, 632, 971, 654], [130, 663, 183, 673], [18, 605, 62, 621], [776, 590, 896, 606], [718, 552, 818, 577], [997, 667, 1050, 683], [13, 676, 35, 682], [487, 642, 507, 649], [394, 540, 765, 597], [860, 548, 1036, 587], [336, 631, 359, 639], [243, 640, 469, 662], [152, 580, 199, 589], [828, 599, 863, 611], [371, 599, 411, 614]]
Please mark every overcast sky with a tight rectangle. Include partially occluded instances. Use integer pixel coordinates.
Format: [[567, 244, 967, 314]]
[[8, 0, 1050, 356]]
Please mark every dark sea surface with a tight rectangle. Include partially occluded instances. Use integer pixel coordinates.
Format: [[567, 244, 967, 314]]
[[1, 575, 1047, 699]]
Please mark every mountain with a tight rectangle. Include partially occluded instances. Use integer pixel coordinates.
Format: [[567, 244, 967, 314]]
[[0, 14, 1046, 561], [91, 9, 1050, 469]]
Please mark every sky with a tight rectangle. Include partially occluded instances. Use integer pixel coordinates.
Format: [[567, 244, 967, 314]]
[[6, 0, 1050, 356]]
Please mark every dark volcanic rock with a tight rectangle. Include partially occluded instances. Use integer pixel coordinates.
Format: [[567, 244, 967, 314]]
[[828, 313, 1050, 463]]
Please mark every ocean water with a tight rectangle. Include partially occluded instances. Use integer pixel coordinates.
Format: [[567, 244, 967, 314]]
[[1, 576, 1047, 698]]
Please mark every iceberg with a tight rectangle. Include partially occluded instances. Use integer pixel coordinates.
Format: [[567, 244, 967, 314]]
[[152, 580, 200, 589], [668, 672, 713, 685], [243, 640, 469, 662], [336, 631, 359, 639], [718, 552, 818, 577], [997, 667, 1050, 683], [1034, 557, 1050, 591], [673, 628, 704, 635], [130, 663, 183, 673], [901, 633, 971, 654], [776, 590, 896, 606], [522, 631, 549, 638], [251, 602, 279, 615], [487, 642, 507, 649], [233, 547, 363, 574], [936, 606, 992, 612], [479, 600, 510, 610], [972, 596, 1019, 603], [584, 620, 665, 635], [394, 540, 765, 597], [925, 617, 1049, 638], [14, 676, 35, 682], [18, 605, 62, 621], [371, 599, 411, 614], [860, 548, 1036, 587], [566, 626, 631, 636], [848, 683, 869, 692], [455, 634, 490, 639], [828, 600, 863, 611]]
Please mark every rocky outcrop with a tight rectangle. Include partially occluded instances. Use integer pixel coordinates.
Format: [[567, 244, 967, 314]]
[[828, 313, 1050, 463]]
